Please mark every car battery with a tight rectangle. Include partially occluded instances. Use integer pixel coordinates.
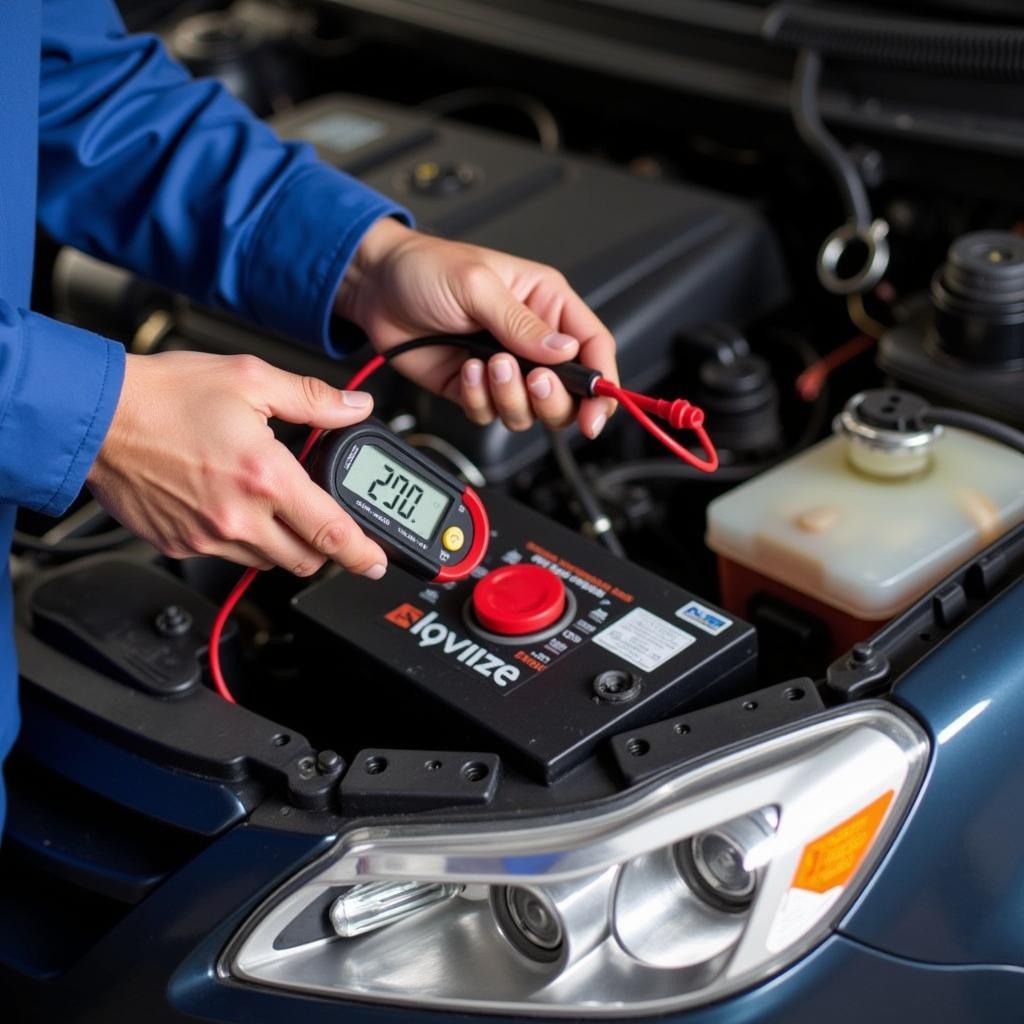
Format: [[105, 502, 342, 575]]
[[293, 491, 757, 781]]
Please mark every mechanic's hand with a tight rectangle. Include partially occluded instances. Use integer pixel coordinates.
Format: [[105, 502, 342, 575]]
[[336, 218, 618, 437], [87, 351, 388, 578]]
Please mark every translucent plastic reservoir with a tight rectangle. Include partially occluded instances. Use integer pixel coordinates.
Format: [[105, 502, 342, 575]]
[[706, 428, 1024, 625]]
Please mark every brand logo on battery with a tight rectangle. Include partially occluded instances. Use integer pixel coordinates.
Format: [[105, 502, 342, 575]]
[[386, 608, 521, 688], [385, 603, 426, 629], [676, 600, 732, 636]]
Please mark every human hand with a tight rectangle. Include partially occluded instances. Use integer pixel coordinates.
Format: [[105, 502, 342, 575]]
[[335, 218, 618, 437], [87, 351, 389, 577]]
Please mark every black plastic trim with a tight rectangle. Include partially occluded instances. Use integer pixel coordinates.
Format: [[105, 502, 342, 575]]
[[826, 519, 1024, 701], [610, 679, 824, 787], [339, 748, 501, 813]]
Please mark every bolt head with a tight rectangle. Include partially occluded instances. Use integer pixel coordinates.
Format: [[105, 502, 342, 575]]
[[317, 749, 343, 774], [154, 604, 192, 638]]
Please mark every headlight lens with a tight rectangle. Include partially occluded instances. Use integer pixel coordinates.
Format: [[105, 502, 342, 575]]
[[226, 704, 927, 1017]]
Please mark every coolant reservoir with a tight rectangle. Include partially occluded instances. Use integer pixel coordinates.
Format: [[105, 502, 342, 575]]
[[707, 390, 1024, 652]]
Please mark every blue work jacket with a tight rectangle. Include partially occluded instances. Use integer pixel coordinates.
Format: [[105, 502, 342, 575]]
[[0, 0, 407, 832]]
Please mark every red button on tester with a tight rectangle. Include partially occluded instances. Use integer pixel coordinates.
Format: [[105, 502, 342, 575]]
[[472, 564, 567, 636]]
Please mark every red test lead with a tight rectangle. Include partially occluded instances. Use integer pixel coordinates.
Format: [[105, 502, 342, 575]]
[[592, 378, 718, 473]]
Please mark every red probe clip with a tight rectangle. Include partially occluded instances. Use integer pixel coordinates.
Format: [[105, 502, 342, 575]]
[[591, 378, 718, 473], [508, 354, 718, 472], [447, 334, 719, 472]]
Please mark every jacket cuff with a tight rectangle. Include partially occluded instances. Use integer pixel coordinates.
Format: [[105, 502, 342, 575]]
[[242, 162, 411, 357], [5, 314, 125, 516]]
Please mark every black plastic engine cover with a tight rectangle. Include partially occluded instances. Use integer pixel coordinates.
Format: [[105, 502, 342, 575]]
[[272, 94, 787, 480], [28, 559, 233, 697], [292, 490, 756, 781]]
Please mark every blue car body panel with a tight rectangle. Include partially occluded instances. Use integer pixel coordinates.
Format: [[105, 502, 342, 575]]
[[176, 939, 1024, 1024], [842, 576, 1024, 967]]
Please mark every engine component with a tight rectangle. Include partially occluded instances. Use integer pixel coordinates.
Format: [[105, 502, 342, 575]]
[[51, 248, 168, 344], [695, 353, 782, 456], [271, 93, 787, 480], [790, 48, 889, 296], [707, 389, 1024, 654], [879, 230, 1024, 426], [834, 389, 940, 478], [29, 560, 233, 697], [931, 230, 1024, 365], [166, 1, 301, 116], [293, 490, 756, 781]]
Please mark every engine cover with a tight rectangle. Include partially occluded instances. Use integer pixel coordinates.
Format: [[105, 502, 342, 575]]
[[292, 490, 756, 781], [272, 94, 787, 479]]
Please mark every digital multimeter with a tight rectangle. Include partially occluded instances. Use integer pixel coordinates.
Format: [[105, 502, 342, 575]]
[[310, 419, 489, 582]]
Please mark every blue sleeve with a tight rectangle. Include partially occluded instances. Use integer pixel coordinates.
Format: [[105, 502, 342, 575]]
[[0, 301, 124, 514], [37, 0, 410, 355]]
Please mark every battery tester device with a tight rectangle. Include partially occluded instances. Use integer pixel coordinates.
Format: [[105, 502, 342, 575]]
[[308, 419, 488, 582], [208, 332, 722, 705]]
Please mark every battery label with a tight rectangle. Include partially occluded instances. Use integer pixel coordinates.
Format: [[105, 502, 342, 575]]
[[676, 600, 733, 636], [592, 607, 695, 671]]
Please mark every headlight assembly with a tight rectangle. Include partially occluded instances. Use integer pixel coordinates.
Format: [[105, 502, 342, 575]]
[[225, 704, 927, 1017]]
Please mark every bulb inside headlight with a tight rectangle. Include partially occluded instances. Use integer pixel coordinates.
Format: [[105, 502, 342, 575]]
[[495, 887, 564, 961], [226, 704, 927, 1017], [329, 881, 464, 938], [679, 807, 778, 911], [493, 888, 561, 958]]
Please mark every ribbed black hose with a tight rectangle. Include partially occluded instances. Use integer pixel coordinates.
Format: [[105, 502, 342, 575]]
[[791, 48, 870, 228], [765, 4, 1024, 81]]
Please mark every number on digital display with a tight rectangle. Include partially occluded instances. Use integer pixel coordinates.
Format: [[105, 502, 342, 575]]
[[368, 462, 395, 502], [342, 443, 450, 540], [383, 473, 409, 511], [397, 484, 423, 521]]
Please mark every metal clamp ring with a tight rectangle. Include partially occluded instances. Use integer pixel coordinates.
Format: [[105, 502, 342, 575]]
[[817, 218, 890, 295]]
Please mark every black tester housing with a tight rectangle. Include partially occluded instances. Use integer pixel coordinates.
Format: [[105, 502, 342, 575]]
[[293, 490, 757, 781], [308, 419, 488, 582]]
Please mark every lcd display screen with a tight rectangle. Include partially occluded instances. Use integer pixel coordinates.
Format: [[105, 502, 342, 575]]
[[342, 444, 451, 540]]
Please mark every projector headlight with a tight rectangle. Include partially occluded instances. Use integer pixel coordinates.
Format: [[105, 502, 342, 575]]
[[225, 703, 927, 1017]]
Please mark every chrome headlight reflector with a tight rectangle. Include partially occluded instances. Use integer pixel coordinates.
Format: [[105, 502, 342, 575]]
[[226, 704, 927, 1017]]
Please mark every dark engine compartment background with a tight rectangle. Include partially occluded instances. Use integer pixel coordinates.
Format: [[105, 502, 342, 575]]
[[7, 0, 1024, 985]]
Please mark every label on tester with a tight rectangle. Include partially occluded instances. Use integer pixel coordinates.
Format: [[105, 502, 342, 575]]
[[378, 539, 654, 695], [592, 607, 696, 671]]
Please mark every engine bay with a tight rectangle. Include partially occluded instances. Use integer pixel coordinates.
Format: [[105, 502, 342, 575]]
[[11, 0, 1024, 833]]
